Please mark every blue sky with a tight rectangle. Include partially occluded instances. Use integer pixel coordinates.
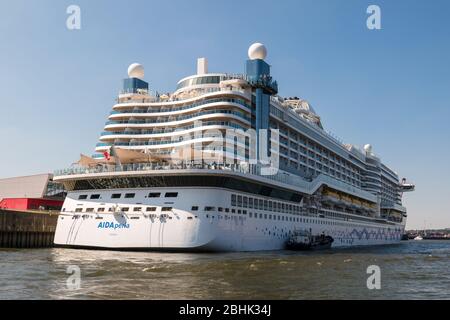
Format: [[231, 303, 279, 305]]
[[0, 0, 448, 229]]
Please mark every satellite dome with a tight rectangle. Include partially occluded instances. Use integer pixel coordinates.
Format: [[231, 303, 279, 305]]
[[127, 63, 144, 79], [364, 144, 373, 153], [248, 43, 267, 60]]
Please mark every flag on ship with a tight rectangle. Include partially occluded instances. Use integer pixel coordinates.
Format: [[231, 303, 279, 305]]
[[103, 145, 118, 161]]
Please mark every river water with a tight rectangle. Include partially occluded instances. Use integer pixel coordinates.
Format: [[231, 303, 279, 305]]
[[0, 240, 448, 300]]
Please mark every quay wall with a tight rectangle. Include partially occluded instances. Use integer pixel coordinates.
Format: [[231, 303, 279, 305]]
[[0, 209, 58, 248]]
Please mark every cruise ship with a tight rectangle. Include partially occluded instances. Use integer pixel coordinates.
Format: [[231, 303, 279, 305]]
[[53, 43, 415, 251]]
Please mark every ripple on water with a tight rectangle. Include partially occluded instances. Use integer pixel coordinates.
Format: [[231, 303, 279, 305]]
[[0, 241, 449, 299]]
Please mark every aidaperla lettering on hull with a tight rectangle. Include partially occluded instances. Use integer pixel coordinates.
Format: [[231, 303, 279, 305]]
[[97, 222, 130, 230]]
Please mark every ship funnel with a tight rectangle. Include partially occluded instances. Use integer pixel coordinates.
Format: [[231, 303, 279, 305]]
[[197, 57, 208, 75]]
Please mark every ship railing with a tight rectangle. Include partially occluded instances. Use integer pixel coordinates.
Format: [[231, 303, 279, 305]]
[[99, 122, 247, 137], [54, 162, 313, 189], [104, 109, 251, 126], [113, 97, 251, 112], [54, 162, 375, 201]]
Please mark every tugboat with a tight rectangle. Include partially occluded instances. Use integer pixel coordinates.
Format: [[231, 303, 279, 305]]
[[286, 230, 334, 250]]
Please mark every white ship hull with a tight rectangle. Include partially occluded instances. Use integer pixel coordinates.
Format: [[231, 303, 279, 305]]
[[54, 187, 404, 251]]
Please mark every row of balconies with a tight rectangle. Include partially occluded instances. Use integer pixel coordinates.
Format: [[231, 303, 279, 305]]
[[100, 121, 247, 138], [105, 109, 251, 126], [112, 97, 251, 114]]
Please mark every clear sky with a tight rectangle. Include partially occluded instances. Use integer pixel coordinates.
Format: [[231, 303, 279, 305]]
[[0, 0, 449, 229]]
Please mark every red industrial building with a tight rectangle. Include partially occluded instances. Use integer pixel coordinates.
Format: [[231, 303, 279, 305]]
[[0, 198, 63, 211], [0, 174, 65, 211]]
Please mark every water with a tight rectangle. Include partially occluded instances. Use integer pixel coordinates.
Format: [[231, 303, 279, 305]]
[[0, 241, 448, 300]]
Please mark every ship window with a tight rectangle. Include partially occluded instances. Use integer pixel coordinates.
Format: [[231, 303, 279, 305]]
[[97, 208, 105, 212], [162, 207, 172, 211], [243, 210, 247, 215], [146, 207, 157, 212], [264, 200, 268, 210], [148, 192, 161, 198], [133, 207, 142, 212], [122, 207, 129, 212], [231, 209, 235, 213], [90, 194, 100, 199], [264, 214, 267, 219], [205, 206, 215, 212], [259, 199, 263, 209], [191, 206, 199, 211], [225, 208, 229, 213], [243, 197, 248, 208], [78, 195, 87, 200], [165, 192, 178, 198], [125, 193, 135, 198], [237, 195, 242, 207], [111, 193, 121, 199], [86, 208, 94, 212], [231, 194, 236, 206], [75, 208, 83, 212], [238, 210, 241, 214], [249, 198, 253, 208], [259, 213, 263, 218], [218, 207, 223, 212]]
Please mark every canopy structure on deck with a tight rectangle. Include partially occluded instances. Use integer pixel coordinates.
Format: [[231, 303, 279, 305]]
[[76, 145, 225, 168]]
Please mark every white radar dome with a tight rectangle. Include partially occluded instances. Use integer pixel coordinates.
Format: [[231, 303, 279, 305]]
[[364, 144, 373, 153], [248, 43, 267, 60], [127, 63, 144, 79]]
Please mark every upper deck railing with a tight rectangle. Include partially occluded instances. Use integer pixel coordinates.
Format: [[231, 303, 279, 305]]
[[54, 162, 377, 202]]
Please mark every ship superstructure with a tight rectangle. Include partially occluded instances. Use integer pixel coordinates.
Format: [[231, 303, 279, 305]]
[[53, 43, 414, 251]]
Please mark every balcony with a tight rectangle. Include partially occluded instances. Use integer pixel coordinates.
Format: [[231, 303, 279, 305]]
[[104, 109, 251, 126]]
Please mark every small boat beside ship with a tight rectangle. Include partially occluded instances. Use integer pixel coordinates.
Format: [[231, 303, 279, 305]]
[[286, 230, 334, 250]]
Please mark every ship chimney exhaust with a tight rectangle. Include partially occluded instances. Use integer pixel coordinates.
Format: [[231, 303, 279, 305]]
[[197, 57, 208, 75]]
